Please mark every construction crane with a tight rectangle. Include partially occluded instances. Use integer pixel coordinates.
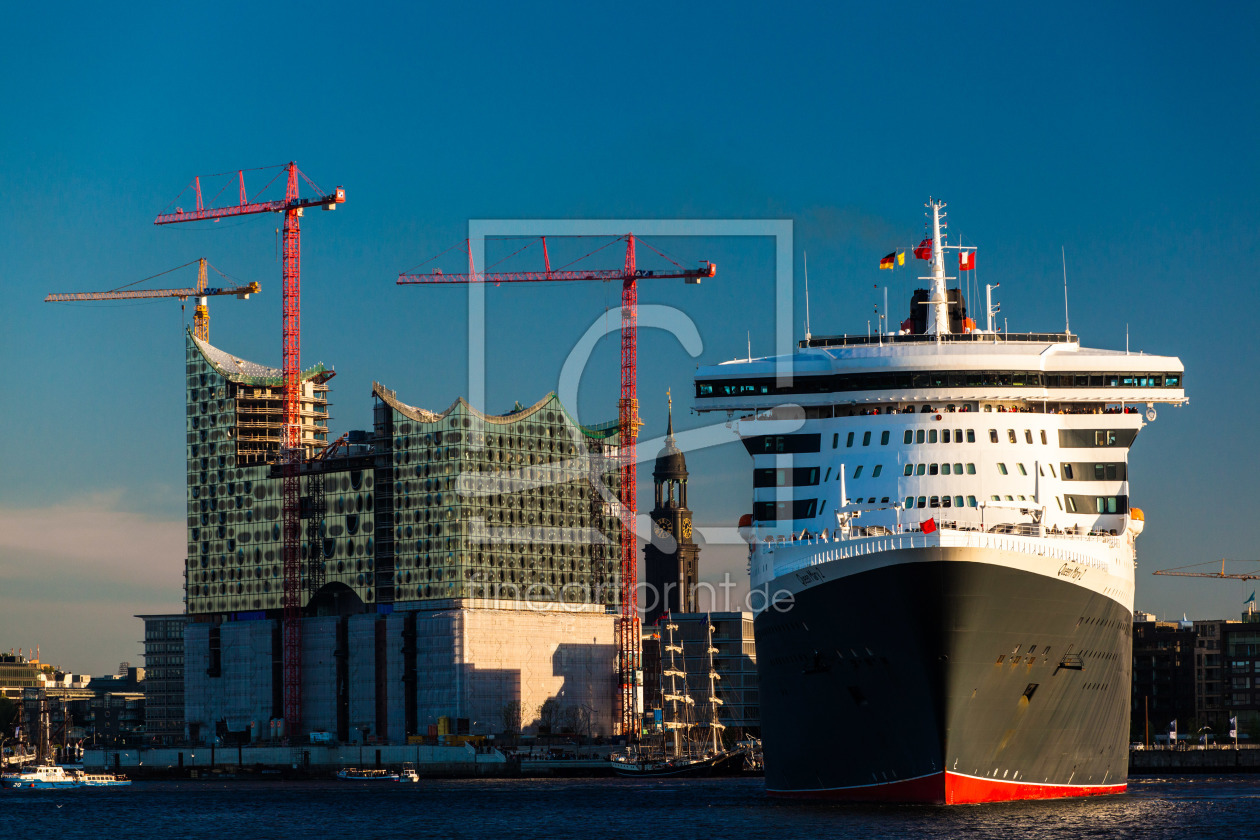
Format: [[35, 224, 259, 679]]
[[155, 162, 345, 736], [45, 258, 258, 342], [1153, 559, 1260, 582], [398, 234, 715, 739]]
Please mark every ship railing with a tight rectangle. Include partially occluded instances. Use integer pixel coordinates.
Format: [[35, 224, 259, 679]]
[[755, 522, 1130, 580]]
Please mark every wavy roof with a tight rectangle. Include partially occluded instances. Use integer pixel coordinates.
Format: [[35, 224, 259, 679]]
[[372, 382, 618, 439], [190, 331, 334, 386]]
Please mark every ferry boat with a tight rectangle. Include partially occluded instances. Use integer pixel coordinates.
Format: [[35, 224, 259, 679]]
[[693, 199, 1186, 804], [336, 767, 401, 781]]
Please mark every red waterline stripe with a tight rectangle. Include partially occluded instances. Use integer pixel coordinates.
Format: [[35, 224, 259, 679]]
[[768, 771, 1127, 805]]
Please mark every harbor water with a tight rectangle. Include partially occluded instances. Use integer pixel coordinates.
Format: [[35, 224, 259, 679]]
[[2, 776, 1259, 839]]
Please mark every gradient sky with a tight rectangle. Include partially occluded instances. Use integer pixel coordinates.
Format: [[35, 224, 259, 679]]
[[2, 2, 1257, 674]]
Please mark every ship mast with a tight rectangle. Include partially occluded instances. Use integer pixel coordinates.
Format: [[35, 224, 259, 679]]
[[705, 615, 725, 755], [924, 198, 951, 336], [661, 617, 692, 759]]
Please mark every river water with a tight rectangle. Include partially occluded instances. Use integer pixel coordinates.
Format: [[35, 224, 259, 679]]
[[3, 775, 1258, 839]]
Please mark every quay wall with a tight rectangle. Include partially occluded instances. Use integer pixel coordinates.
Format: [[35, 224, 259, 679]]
[[1130, 746, 1260, 774]]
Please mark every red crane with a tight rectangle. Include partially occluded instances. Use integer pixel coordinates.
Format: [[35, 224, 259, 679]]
[[156, 162, 345, 735], [398, 235, 714, 738]]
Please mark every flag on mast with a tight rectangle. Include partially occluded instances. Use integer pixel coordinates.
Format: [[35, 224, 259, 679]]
[[897, 251, 905, 266], [880, 252, 896, 270], [960, 251, 976, 271], [913, 238, 932, 260]]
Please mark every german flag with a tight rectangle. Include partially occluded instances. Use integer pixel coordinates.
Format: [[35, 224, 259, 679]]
[[879, 252, 896, 270]]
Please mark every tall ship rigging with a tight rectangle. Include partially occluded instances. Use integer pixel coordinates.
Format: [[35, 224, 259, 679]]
[[692, 199, 1186, 804]]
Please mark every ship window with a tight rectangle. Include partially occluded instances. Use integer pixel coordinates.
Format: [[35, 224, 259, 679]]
[[1025, 430, 1034, 444], [1041, 430, 1048, 445], [929, 464, 939, 475], [1008, 429, 1017, 444], [872, 465, 883, 478], [953, 463, 964, 475], [928, 430, 938, 444], [1062, 464, 1074, 480], [881, 431, 890, 446], [916, 430, 925, 444], [996, 655, 1005, 664], [941, 496, 951, 508], [1028, 645, 1037, 654], [881, 497, 890, 504], [997, 463, 1008, 475], [853, 466, 864, 479], [862, 431, 872, 446], [991, 495, 1000, 501], [954, 495, 964, 507], [966, 463, 976, 475], [916, 464, 926, 476], [930, 496, 941, 508], [903, 430, 913, 444], [904, 464, 913, 476], [941, 429, 951, 443], [989, 429, 999, 443], [1017, 463, 1028, 476], [846, 432, 855, 448], [1018, 495, 1027, 501], [917, 496, 927, 508], [1005, 495, 1014, 501], [905, 496, 914, 509], [868, 497, 876, 504], [832, 433, 839, 449], [1023, 683, 1039, 702], [967, 429, 976, 443], [967, 496, 978, 507]]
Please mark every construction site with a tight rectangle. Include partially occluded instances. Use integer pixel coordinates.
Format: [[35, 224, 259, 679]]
[[38, 161, 726, 755]]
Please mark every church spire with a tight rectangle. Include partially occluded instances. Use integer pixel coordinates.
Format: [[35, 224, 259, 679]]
[[666, 388, 674, 443]]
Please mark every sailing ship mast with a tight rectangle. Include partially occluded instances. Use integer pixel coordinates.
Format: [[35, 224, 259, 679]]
[[704, 614, 726, 756], [661, 616, 694, 759]]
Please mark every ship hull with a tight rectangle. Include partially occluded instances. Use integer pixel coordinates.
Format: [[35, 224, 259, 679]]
[[755, 546, 1132, 804]]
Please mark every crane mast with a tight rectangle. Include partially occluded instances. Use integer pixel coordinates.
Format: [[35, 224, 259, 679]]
[[156, 162, 344, 736], [398, 235, 714, 738]]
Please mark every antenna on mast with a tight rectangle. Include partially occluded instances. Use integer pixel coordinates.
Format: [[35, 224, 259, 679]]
[[803, 251, 812, 342], [1062, 245, 1071, 336]]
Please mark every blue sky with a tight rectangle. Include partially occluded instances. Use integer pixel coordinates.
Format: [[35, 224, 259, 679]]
[[2, 2, 1257, 672]]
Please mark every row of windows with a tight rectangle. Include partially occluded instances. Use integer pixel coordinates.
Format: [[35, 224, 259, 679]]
[[906, 495, 980, 509], [698, 370, 1183, 398], [899, 462, 977, 477], [747, 428, 1136, 456]]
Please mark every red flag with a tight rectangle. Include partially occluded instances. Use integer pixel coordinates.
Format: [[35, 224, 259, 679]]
[[959, 251, 975, 271], [922, 518, 937, 534], [913, 238, 932, 260]]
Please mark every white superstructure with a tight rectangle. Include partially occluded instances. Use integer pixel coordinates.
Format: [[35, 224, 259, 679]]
[[697, 199, 1186, 611]]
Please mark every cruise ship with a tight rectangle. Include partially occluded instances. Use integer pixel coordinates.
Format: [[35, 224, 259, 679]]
[[692, 199, 1186, 804]]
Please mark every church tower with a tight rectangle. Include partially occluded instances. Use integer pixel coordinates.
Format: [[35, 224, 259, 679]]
[[644, 392, 700, 627]]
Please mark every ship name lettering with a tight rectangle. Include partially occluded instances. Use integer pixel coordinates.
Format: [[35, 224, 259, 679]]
[[1057, 563, 1085, 580], [795, 568, 825, 586]]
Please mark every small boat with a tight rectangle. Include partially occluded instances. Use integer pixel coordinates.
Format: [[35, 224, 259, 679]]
[[76, 772, 132, 787], [397, 763, 420, 783], [336, 767, 400, 781], [1, 763, 81, 789]]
